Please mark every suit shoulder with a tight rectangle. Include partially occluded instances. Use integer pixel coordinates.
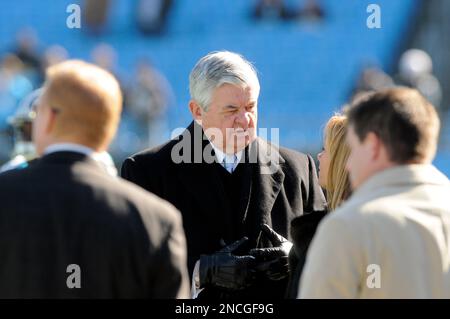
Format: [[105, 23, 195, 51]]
[[273, 145, 315, 177], [257, 139, 316, 182], [259, 139, 311, 164], [121, 136, 181, 179], [118, 176, 178, 213], [0, 163, 34, 186], [127, 137, 179, 164], [103, 176, 182, 230], [278, 146, 311, 165], [327, 196, 390, 228], [118, 178, 183, 241]]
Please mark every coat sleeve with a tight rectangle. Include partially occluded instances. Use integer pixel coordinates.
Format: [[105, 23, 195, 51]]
[[123, 157, 190, 298], [298, 216, 363, 298], [151, 209, 191, 299], [121, 157, 146, 187], [305, 154, 327, 212]]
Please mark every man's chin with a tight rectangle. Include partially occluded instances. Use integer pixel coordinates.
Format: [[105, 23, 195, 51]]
[[226, 137, 256, 154]]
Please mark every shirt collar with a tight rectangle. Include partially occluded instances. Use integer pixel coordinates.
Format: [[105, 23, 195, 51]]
[[208, 139, 243, 164], [43, 143, 95, 156], [43, 143, 118, 177]]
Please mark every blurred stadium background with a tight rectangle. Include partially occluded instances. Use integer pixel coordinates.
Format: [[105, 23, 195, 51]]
[[0, 0, 448, 175]]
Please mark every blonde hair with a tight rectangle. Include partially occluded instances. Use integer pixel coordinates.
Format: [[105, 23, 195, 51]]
[[324, 114, 351, 210], [43, 60, 122, 150]]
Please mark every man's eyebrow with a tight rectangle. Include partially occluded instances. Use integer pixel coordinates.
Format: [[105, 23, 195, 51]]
[[223, 105, 239, 110]]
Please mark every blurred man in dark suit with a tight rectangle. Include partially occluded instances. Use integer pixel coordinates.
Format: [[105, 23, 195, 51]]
[[0, 60, 189, 298], [122, 51, 326, 298]]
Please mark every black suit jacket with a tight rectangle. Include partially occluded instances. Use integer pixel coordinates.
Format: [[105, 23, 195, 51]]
[[0, 151, 190, 298], [121, 122, 326, 297]]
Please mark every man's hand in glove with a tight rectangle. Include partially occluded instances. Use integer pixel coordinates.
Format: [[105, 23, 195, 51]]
[[249, 224, 293, 281], [199, 237, 256, 291]]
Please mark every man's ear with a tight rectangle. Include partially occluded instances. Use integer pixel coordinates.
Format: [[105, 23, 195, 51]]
[[45, 109, 57, 134], [189, 100, 203, 121], [365, 132, 382, 161]]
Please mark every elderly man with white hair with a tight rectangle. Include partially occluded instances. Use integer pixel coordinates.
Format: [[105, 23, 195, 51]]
[[122, 51, 326, 298]]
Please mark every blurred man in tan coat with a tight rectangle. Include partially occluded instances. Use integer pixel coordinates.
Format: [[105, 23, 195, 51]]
[[299, 87, 450, 298]]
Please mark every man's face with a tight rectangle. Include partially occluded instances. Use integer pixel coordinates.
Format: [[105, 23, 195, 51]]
[[345, 125, 373, 190], [195, 83, 258, 154]]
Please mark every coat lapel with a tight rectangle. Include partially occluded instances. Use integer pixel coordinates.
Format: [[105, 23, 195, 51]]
[[245, 138, 285, 244], [175, 122, 234, 241], [234, 149, 254, 234]]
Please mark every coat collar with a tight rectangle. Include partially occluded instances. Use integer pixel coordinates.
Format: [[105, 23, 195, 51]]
[[248, 136, 286, 221], [39, 151, 108, 174], [244, 138, 285, 244], [353, 164, 449, 199]]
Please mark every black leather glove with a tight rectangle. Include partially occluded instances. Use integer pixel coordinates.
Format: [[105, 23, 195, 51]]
[[250, 224, 293, 281], [199, 237, 256, 290]]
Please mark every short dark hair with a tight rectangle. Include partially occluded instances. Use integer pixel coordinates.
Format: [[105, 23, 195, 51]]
[[346, 87, 440, 163]]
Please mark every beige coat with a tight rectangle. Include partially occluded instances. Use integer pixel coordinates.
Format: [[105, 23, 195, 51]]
[[299, 164, 450, 298]]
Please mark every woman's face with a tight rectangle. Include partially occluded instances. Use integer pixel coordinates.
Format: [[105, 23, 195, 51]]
[[317, 145, 330, 189]]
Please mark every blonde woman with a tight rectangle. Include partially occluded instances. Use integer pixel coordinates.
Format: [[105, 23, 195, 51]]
[[287, 114, 351, 298], [317, 114, 351, 210]]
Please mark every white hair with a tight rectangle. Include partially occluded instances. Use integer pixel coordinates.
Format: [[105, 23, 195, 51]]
[[189, 51, 260, 111]]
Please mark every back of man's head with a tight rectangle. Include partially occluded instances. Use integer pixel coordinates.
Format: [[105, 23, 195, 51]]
[[42, 60, 122, 151], [346, 87, 440, 164]]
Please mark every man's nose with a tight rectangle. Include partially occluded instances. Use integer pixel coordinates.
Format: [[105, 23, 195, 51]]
[[235, 110, 250, 128]]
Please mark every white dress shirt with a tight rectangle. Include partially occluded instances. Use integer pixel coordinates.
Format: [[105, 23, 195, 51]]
[[208, 140, 243, 174]]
